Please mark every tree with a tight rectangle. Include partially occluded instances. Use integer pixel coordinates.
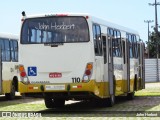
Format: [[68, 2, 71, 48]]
[[148, 31, 160, 58]]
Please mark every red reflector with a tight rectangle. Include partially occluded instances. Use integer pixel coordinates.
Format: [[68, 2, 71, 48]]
[[85, 70, 91, 75], [86, 16, 89, 19], [21, 72, 26, 77], [77, 85, 82, 88], [29, 86, 33, 89], [56, 14, 68, 16]]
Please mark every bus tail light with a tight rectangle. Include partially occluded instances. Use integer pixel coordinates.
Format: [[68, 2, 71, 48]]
[[82, 63, 93, 83], [19, 65, 26, 77], [19, 66, 25, 72], [85, 70, 91, 75], [20, 72, 26, 77], [19, 65, 29, 84]]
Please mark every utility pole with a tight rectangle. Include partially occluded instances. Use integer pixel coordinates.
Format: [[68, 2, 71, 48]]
[[144, 20, 154, 58], [149, 0, 160, 82]]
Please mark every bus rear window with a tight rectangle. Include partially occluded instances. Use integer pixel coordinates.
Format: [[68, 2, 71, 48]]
[[21, 16, 89, 44]]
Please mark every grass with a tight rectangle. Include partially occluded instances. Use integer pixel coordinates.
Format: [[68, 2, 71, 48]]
[[135, 82, 160, 96], [0, 97, 45, 111], [135, 91, 160, 96]]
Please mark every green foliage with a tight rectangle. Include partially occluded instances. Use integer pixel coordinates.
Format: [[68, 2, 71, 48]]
[[148, 31, 160, 58]]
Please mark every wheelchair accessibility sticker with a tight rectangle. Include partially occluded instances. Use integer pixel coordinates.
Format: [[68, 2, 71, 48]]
[[28, 67, 37, 76]]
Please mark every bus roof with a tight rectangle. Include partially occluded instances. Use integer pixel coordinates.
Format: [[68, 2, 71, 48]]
[[23, 13, 139, 36], [0, 33, 19, 40], [91, 16, 139, 35]]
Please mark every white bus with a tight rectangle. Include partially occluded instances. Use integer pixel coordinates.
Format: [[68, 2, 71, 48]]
[[0, 33, 19, 100], [19, 12, 145, 108]]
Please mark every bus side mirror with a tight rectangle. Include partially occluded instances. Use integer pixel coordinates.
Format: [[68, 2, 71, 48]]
[[22, 11, 26, 16]]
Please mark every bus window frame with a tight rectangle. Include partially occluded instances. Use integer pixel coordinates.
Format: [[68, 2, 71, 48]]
[[108, 28, 122, 58], [10, 40, 18, 62], [102, 35, 107, 64], [92, 23, 103, 56], [0, 38, 11, 62]]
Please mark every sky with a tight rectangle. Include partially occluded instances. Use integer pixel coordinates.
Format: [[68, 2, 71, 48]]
[[0, 0, 159, 44]]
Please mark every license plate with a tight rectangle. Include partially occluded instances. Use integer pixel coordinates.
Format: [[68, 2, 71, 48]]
[[45, 85, 65, 90], [49, 73, 62, 78]]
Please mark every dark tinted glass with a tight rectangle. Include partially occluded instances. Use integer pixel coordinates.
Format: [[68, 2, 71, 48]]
[[21, 16, 89, 44]]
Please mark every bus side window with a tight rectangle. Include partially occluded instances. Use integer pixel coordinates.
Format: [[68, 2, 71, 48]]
[[131, 35, 135, 58], [10, 40, 18, 62], [93, 24, 102, 56], [113, 30, 122, 57], [127, 34, 133, 58], [13, 40, 18, 62], [117, 31, 122, 57], [10, 40, 14, 61], [93, 25, 98, 55], [102, 36, 107, 64], [112, 38, 116, 57], [0, 38, 5, 61], [4, 39, 11, 61], [134, 35, 138, 58], [122, 40, 125, 64]]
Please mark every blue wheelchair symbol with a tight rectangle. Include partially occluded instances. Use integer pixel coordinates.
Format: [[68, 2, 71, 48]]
[[28, 67, 37, 76]]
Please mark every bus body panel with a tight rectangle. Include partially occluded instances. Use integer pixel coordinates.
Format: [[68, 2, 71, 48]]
[[2, 62, 18, 93], [20, 43, 95, 84]]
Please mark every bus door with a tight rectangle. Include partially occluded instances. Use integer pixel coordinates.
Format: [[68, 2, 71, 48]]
[[102, 35, 108, 89], [0, 49, 2, 94], [122, 37, 130, 93], [139, 43, 145, 89], [126, 40, 130, 92], [141, 43, 145, 89], [107, 35, 114, 96], [93, 25, 103, 83]]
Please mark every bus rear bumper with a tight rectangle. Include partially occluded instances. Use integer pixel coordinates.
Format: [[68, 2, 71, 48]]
[[19, 80, 109, 99]]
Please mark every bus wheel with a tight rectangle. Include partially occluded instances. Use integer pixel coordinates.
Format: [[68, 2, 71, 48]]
[[53, 99, 65, 107], [5, 82, 16, 100], [44, 96, 54, 108], [44, 96, 65, 108], [127, 92, 135, 100], [102, 94, 115, 107], [106, 94, 115, 107]]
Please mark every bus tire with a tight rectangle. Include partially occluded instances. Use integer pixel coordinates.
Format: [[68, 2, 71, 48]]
[[101, 94, 115, 107], [134, 74, 137, 91], [5, 82, 16, 100], [44, 96, 65, 108], [44, 96, 53, 108], [127, 92, 135, 100], [105, 75, 116, 107], [106, 94, 115, 107]]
